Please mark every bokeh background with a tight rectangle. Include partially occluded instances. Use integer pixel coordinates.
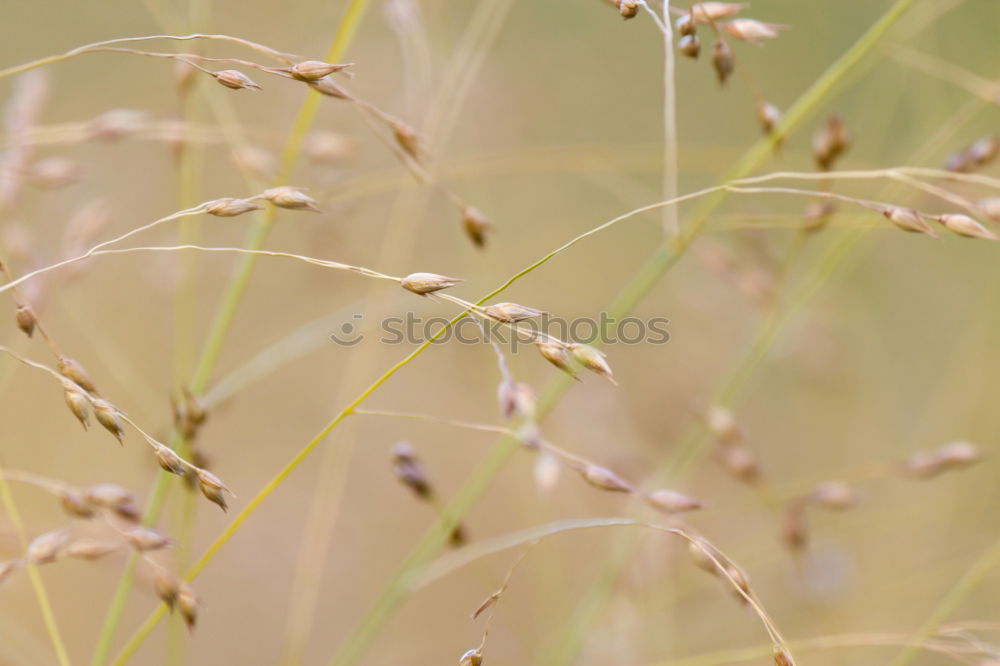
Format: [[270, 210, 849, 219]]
[[1, 0, 999, 664]]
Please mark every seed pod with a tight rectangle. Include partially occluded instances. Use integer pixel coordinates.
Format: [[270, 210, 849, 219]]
[[802, 200, 836, 232], [204, 198, 263, 218], [65, 539, 118, 560], [711, 41, 735, 85], [304, 131, 359, 164], [722, 19, 789, 44], [883, 207, 936, 237], [26, 529, 70, 565], [690, 2, 749, 22], [124, 527, 173, 552], [177, 583, 199, 630], [391, 121, 426, 162], [533, 450, 562, 493], [400, 272, 463, 295], [197, 469, 230, 511], [644, 489, 704, 513], [213, 69, 261, 91], [459, 649, 483, 666], [535, 340, 577, 376], [579, 464, 633, 493], [568, 343, 616, 384], [57, 356, 97, 393], [391, 442, 432, 500], [781, 503, 808, 552], [812, 115, 850, 170], [937, 213, 997, 240], [260, 186, 321, 212], [809, 481, 857, 511], [976, 197, 1000, 223], [678, 34, 701, 59], [290, 60, 350, 82], [676, 13, 696, 36], [718, 445, 759, 483], [688, 539, 722, 574], [29, 157, 82, 189], [14, 304, 36, 337], [756, 101, 781, 135], [724, 563, 752, 600], [89, 109, 147, 141], [461, 206, 491, 248], [617, 0, 638, 19], [155, 447, 188, 476], [773, 646, 796, 666], [83, 483, 134, 509], [705, 405, 741, 444], [183, 389, 208, 426], [484, 302, 546, 323], [155, 570, 180, 609], [92, 399, 125, 443], [60, 491, 96, 519], [308, 76, 352, 100]]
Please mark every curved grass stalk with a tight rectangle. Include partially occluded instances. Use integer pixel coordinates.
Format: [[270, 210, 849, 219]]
[[0, 464, 72, 666], [87, 2, 372, 663]]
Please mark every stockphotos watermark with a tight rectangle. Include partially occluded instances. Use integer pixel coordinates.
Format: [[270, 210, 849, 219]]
[[329, 312, 671, 349]]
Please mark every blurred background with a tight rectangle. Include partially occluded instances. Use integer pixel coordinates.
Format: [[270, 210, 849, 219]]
[[0, 0, 999, 664]]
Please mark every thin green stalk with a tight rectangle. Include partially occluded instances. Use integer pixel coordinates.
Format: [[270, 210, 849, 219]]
[[326, 2, 920, 663], [88, 2, 371, 664], [0, 465, 72, 666]]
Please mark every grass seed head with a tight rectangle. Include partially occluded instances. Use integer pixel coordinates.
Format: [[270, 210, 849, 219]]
[[290, 60, 350, 81], [308, 76, 352, 100], [155, 570, 179, 609], [57, 356, 97, 393], [705, 405, 741, 444], [197, 469, 230, 511], [568, 343, 616, 384], [722, 19, 789, 45], [60, 491, 96, 519], [112, 502, 141, 522], [391, 121, 427, 162], [774, 646, 796, 666], [535, 340, 578, 377], [676, 13, 696, 35], [813, 115, 850, 170], [718, 445, 760, 483], [618, 0, 638, 19], [484, 302, 546, 323], [756, 101, 781, 135], [213, 69, 262, 91], [83, 483, 134, 509], [391, 441, 433, 500], [976, 197, 1000, 223], [691, 2, 749, 22], [711, 41, 735, 85], [400, 272, 463, 295], [65, 539, 118, 560], [261, 186, 321, 212], [803, 200, 836, 232], [679, 34, 701, 59], [124, 527, 173, 552], [14, 304, 36, 337], [156, 446, 188, 476], [92, 398, 125, 443], [498, 379, 537, 419], [461, 206, 491, 248], [89, 109, 147, 141], [26, 529, 70, 565], [580, 464, 633, 493], [177, 583, 199, 630], [937, 213, 997, 240], [645, 489, 704, 513], [459, 648, 483, 666], [883, 207, 936, 237], [782, 504, 808, 551]]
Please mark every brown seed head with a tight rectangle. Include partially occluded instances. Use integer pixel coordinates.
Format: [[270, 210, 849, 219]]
[[722, 19, 789, 44], [676, 13, 696, 35], [580, 464, 633, 493], [391, 121, 427, 162], [644, 489, 704, 513], [568, 343, 616, 384], [124, 527, 174, 552], [535, 340, 578, 376], [400, 272, 463, 295], [484, 302, 546, 323], [813, 115, 850, 170], [154, 570, 179, 608], [60, 491, 96, 519], [687, 539, 722, 574], [14, 304, 36, 337], [65, 539, 118, 560], [718, 445, 760, 483], [809, 481, 858, 511], [690, 2, 749, 22], [782, 504, 808, 552], [308, 76, 352, 100], [290, 60, 351, 81], [756, 101, 781, 135], [711, 41, 735, 85], [156, 446, 188, 476], [461, 206, 491, 248], [213, 69, 261, 91], [204, 197, 263, 217], [62, 382, 90, 430], [177, 583, 199, 630], [92, 398, 125, 443], [26, 529, 70, 565], [678, 34, 701, 59], [58, 356, 97, 393], [773, 646, 796, 666], [112, 503, 141, 522], [391, 441, 432, 500], [197, 469, 230, 511], [937, 213, 997, 240], [618, 0, 638, 19], [261, 186, 321, 212], [883, 207, 937, 237], [83, 483, 134, 509]]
